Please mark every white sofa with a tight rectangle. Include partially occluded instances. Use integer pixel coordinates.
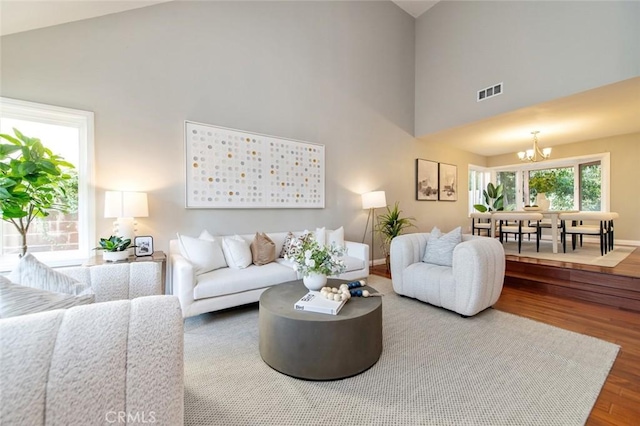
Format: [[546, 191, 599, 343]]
[[169, 231, 369, 318], [58, 262, 163, 302], [390, 232, 505, 317], [0, 296, 184, 425]]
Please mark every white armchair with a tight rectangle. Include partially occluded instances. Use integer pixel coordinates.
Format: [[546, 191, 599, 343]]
[[390, 233, 505, 317]]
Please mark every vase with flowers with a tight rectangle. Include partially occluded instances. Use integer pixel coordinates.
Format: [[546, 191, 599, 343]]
[[285, 232, 347, 291]]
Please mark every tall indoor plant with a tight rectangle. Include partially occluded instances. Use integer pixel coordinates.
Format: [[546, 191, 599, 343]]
[[375, 202, 416, 270], [473, 182, 504, 212], [0, 128, 76, 256]]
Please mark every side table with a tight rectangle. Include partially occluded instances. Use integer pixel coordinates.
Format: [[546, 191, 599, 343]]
[[83, 251, 167, 302]]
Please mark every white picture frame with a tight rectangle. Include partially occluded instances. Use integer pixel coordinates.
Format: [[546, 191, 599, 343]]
[[184, 121, 325, 209], [134, 236, 153, 257]]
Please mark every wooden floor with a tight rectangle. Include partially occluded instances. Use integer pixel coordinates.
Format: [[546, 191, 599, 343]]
[[370, 250, 640, 425], [505, 246, 640, 312]]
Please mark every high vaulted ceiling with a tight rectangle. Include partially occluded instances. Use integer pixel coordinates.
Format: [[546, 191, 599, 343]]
[[0, 0, 437, 36], [1, 1, 638, 157]]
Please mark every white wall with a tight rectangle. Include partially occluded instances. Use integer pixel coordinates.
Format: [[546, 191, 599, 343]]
[[415, 1, 640, 137], [0, 1, 431, 260]]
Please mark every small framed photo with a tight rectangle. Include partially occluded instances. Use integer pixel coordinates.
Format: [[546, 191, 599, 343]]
[[134, 236, 154, 257], [438, 163, 457, 201], [416, 159, 438, 201]]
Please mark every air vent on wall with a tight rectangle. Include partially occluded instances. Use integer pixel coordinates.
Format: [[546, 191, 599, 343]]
[[477, 82, 503, 102]]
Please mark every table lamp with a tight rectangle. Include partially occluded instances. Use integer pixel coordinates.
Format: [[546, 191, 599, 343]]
[[104, 191, 149, 243]]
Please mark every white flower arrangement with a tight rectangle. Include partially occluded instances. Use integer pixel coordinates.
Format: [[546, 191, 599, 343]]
[[285, 231, 346, 277]]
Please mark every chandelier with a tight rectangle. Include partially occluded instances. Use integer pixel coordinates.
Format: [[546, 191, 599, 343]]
[[517, 131, 551, 162]]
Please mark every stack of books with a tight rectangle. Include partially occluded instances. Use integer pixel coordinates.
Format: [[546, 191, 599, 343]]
[[293, 291, 346, 315]]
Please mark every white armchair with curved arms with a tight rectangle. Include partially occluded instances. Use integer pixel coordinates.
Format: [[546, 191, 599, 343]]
[[390, 233, 505, 317]]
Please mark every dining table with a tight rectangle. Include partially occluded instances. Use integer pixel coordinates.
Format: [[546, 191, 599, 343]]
[[489, 210, 577, 254]]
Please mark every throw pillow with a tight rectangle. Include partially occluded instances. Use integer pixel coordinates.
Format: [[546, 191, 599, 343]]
[[251, 232, 276, 266], [423, 226, 462, 267], [177, 233, 227, 275], [8, 253, 92, 296], [199, 229, 216, 241], [315, 227, 327, 245], [279, 232, 296, 258], [222, 235, 253, 269], [0, 275, 94, 319], [327, 226, 345, 248]]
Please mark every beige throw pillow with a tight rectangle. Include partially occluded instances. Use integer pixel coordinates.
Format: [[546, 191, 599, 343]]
[[251, 232, 276, 266]]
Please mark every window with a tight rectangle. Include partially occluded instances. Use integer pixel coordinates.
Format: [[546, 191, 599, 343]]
[[527, 166, 575, 210], [468, 166, 491, 212], [579, 161, 602, 211], [496, 171, 517, 211], [0, 98, 94, 270], [470, 154, 609, 213]]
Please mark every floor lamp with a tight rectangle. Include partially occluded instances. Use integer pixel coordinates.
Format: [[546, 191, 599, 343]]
[[361, 191, 387, 268]]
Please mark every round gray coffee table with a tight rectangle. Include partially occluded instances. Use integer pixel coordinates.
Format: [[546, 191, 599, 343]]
[[259, 279, 382, 380]]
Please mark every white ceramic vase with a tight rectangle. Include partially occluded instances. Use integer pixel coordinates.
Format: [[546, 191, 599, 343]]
[[536, 193, 551, 211], [102, 250, 129, 262], [303, 272, 328, 291]]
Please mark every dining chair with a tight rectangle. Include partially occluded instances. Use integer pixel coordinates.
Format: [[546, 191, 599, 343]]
[[558, 212, 618, 256], [493, 212, 544, 253], [469, 212, 492, 236]]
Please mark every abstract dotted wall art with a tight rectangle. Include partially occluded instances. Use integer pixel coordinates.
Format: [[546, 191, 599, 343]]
[[185, 121, 325, 208]]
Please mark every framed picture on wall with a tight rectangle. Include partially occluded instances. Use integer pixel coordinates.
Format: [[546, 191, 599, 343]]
[[416, 159, 438, 201], [134, 236, 154, 257], [438, 163, 457, 201]]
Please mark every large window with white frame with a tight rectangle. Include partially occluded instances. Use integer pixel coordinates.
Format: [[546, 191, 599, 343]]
[[0, 97, 94, 270], [469, 153, 609, 213]]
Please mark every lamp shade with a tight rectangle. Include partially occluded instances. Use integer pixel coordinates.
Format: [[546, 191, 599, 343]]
[[104, 191, 149, 218], [361, 191, 387, 210]]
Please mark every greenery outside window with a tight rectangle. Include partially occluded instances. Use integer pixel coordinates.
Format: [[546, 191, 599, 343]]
[[470, 154, 609, 213], [496, 171, 517, 211], [0, 97, 95, 270]]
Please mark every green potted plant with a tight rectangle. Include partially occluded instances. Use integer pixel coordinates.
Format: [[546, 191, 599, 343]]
[[375, 202, 416, 270], [0, 128, 76, 256], [94, 235, 134, 262], [284, 232, 346, 290], [473, 182, 504, 212], [529, 172, 556, 210]]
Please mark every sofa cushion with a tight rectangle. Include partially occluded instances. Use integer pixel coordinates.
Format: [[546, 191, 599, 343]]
[[0, 275, 95, 319], [402, 261, 456, 307], [8, 253, 92, 296], [222, 235, 253, 269], [193, 263, 297, 300], [177, 233, 227, 275], [279, 232, 297, 258], [315, 227, 327, 245], [340, 255, 364, 273], [423, 226, 462, 267], [328, 226, 345, 248], [251, 232, 276, 266]]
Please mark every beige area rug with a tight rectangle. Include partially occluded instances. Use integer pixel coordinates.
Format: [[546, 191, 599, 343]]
[[183, 276, 619, 425], [502, 240, 635, 267]]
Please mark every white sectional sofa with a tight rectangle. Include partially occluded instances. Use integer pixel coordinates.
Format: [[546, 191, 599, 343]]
[[0, 296, 184, 425], [169, 231, 369, 318]]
